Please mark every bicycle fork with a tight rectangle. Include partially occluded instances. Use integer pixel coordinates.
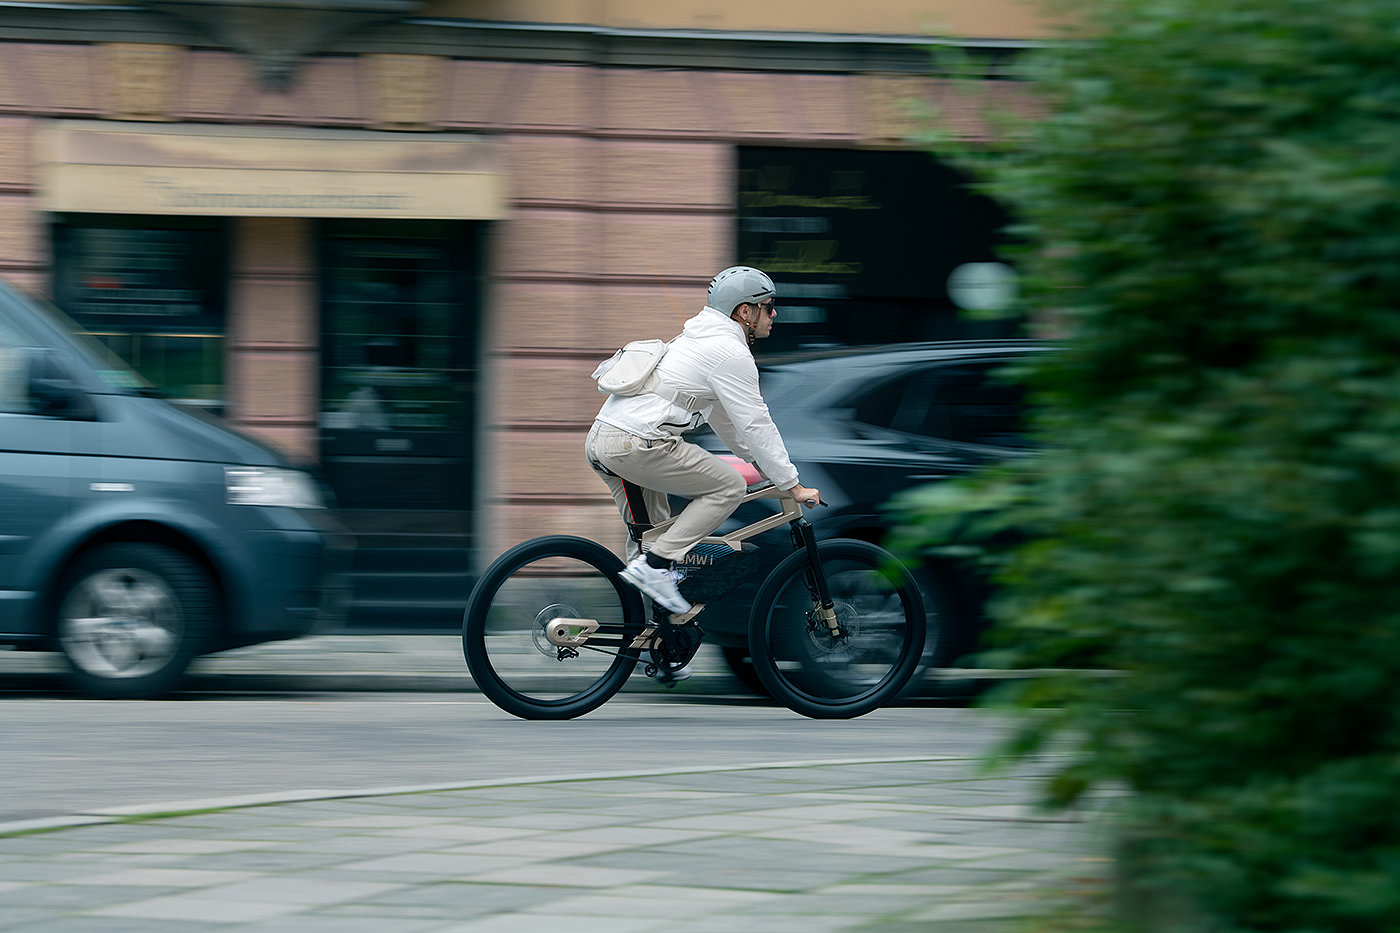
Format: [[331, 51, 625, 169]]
[[792, 518, 841, 636]]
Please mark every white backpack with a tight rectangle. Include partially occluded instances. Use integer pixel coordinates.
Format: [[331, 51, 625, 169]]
[[591, 339, 668, 397], [591, 338, 700, 409]]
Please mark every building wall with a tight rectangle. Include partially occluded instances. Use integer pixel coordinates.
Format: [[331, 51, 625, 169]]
[[0, 25, 1036, 560], [426, 0, 1060, 40]]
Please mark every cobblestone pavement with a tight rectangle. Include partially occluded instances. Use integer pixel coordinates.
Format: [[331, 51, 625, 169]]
[[0, 757, 1108, 932]]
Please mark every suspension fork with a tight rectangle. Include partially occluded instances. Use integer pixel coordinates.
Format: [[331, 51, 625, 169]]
[[791, 517, 841, 636]]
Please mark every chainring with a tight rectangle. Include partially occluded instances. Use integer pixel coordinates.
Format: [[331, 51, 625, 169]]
[[651, 622, 704, 673]]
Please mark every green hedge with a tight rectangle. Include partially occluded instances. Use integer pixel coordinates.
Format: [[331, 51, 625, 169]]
[[897, 1, 1400, 929]]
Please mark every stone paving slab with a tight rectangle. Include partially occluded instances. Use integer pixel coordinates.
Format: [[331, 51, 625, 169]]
[[0, 758, 1108, 931]]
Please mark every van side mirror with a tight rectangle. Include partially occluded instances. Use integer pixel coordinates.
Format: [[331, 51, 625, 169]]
[[23, 347, 96, 420]]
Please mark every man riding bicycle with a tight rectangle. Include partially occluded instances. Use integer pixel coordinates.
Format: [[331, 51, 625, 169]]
[[585, 265, 821, 618]]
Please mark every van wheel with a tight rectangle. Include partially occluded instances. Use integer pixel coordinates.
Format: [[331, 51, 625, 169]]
[[55, 543, 214, 699]]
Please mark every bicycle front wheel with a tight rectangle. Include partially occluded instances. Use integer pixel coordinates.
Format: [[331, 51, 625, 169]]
[[749, 539, 925, 719], [463, 535, 645, 720]]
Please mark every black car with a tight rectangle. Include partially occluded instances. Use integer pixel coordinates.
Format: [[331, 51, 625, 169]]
[[686, 339, 1051, 694]]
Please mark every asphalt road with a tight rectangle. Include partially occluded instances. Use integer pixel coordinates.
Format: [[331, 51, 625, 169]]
[[0, 636, 1011, 823], [1, 640, 1105, 932], [1, 691, 1015, 826]]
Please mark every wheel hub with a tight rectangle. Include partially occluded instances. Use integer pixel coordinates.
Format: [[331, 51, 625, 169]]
[[532, 604, 582, 658], [59, 569, 179, 678], [806, 600, 857, 655]]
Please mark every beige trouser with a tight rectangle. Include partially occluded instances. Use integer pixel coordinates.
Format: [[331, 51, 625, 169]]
[[585, 422, 746, 562]]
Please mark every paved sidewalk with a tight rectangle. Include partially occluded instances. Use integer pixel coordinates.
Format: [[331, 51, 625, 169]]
[[1, 635, 749, 696], [3, 634, 993, 700], [0, 757, 1108, 932]]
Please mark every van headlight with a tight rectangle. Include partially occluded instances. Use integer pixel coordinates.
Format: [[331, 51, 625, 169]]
[[225, 467, 325, 509]]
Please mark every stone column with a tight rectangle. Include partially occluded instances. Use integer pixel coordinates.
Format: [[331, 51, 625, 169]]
[[226, 216, 320, 463]]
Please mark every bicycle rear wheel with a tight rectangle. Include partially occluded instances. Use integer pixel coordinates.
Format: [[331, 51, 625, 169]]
[[463, 535, 644, 720], [748, 538, 925, 719]]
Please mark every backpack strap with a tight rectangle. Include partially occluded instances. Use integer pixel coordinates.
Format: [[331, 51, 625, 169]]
[[649, 382, 702, 411]]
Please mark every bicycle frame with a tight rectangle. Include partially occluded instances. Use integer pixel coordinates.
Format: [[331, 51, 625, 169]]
[[640, 481, 803, 554], [643, 481, 837, 628], [542, 481, 838, 656]]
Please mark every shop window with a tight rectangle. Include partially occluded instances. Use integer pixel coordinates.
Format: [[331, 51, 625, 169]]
[[52, 217, 228, 411], [737, 147, 1017, 353]]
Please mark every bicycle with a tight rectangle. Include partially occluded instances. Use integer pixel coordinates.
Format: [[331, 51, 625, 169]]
[[462, 457, 925, 720]]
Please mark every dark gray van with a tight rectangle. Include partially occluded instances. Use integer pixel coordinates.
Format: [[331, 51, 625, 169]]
[[0, 278, 349, 698]]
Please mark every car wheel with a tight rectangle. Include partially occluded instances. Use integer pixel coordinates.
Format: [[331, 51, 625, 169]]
[[55, 543, 215, 699], [910, 562, 985, 701], [720, 646, 770, 696]]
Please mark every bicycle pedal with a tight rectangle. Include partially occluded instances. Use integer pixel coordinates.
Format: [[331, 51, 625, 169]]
[[669, 603, 704, 625], [649, 664, 692, 687]]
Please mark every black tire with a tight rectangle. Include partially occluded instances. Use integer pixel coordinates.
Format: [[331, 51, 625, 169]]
[[720, 646, 769, 696], [907, 562, 985, 702], [748, 539, 925, 719], [463, 535, 645, 720], [55, 542, 215, 699]]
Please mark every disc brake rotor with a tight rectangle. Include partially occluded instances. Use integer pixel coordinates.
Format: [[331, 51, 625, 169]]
[[806, 600, 857, 655]]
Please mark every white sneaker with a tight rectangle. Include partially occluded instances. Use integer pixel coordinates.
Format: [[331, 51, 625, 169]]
[[619, 555, 693, 614]]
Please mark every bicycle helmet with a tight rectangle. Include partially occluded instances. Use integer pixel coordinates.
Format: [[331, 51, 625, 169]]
[[707, 266, 776, 316]]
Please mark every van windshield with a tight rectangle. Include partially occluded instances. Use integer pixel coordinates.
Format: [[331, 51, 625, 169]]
[[15, 286, 155, 395], [68, 330, 154, 394]]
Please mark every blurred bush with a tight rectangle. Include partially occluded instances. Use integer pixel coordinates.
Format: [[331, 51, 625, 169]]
[[897, 0, 1400, 929]]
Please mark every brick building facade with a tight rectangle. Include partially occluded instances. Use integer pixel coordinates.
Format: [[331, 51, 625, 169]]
[[0, 1, 1046, 622]]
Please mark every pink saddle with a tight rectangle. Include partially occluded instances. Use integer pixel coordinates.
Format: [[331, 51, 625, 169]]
[[716, 455, 766, 487]]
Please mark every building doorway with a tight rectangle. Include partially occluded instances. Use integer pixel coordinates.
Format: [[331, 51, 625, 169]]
[[318, 220, 480, 562]]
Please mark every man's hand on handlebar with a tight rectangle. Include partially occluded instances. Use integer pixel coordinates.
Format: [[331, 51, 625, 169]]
[[788, 483, 823, 508]]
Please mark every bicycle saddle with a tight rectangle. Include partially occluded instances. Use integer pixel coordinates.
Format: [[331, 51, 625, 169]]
[[717, 454, 770, 489]]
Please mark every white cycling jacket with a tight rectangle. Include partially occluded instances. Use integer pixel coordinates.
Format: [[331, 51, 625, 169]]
[[595, 306, 801, 490]]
